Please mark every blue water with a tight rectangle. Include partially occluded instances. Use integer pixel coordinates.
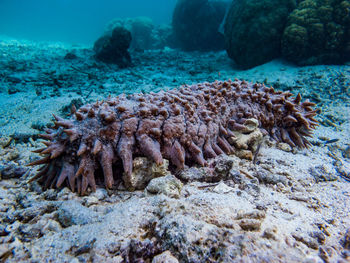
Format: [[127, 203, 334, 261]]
[[0, 0, 177, 44]]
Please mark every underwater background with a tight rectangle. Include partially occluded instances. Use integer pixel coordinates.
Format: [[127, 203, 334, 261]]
[[0, 0, 349, 262], [0, 0, 177, 44]]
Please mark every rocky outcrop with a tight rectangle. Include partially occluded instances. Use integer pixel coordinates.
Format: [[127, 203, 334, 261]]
[[224, 0, 297, 69], [224, 0, 350, 68], [93, 26, 132, 68], [106, 17, 173, 51], [172, 0, 229, 51]]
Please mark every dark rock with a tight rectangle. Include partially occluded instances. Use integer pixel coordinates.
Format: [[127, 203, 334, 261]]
[[11, 132, 37, 143], [7, 75, 22, 84], [64, 52, 78, 60], [177, 167, 211, 182], [0, 224, 9, 236], [18, 223, 43, 240], [120, 238, 161, 262], [254, 168, 288, 185], [224, 0, 297, 69], [7, 86, 21, 94], [15, 201, 56, 223], [238, 219, 261, 231], [0, 164, 28, 179], [229, 169, 243, 184], [41, 189, 58, 201], [94, 26, 132, 68], [29, 181, 43, 194], [239, 183, 260, 197], [172, 0, 228, 51], [72, 238, 96, 256], [177, 156, 234, 183], [213, 155, 234, 179], [59, 98, 84, 116], [282, 0, 350, 65]]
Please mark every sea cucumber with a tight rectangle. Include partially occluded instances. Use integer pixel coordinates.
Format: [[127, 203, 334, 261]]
[[29, 80, 318, 194]]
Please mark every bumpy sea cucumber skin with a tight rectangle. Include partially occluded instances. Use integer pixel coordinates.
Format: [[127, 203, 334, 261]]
[[29, 80, 317, 195]]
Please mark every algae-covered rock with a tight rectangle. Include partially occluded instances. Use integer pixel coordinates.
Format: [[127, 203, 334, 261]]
[[146, 175, 183, 199], [224, 0, 297, 69], [93, 26, 132, 68], [172, 0, 229, 51], [282, 0, 350, 65], [122, 157, 170, 191]]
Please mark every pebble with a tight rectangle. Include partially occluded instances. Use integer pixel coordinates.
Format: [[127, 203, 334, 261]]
[[211, 182, 234, 194], [289, 193, 310, 203], [213, 155, 235, 179], [0, 136, 12, 148], [236, 210, 266, 220], [277, 142, 292, 152], [238, 219, 261, 231], [235, 149, 253, 160], [233, 129, 263, 152], [262, 227, 277, 240], [242, 118, 259, 133], [146, 175, 183, 198], [123, 157, 170, 190], [57, 200, 99, 227], [254, 168, 287, 185]]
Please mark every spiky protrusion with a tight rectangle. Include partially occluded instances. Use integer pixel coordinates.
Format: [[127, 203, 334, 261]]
[[30, 80, 318, 195]]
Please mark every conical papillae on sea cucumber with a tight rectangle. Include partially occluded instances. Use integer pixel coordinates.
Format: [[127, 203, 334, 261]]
[[29, 80, 318, 195]]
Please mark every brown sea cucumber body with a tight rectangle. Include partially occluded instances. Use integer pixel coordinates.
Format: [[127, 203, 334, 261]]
[[29, 80, 317, 194]]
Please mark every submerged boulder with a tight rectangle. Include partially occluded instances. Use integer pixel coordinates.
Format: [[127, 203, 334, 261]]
[[106, 17, 173, 50], [172, 0, 229, 51], [281, 0, 350, 65], [93, 26, 132, 68], [224, 0, 297, 69]]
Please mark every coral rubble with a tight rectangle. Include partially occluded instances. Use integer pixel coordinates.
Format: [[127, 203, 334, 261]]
[[29, 80, 317, 194]]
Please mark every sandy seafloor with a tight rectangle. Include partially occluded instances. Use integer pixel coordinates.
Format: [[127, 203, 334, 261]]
[[0, 36, 349, 262]]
